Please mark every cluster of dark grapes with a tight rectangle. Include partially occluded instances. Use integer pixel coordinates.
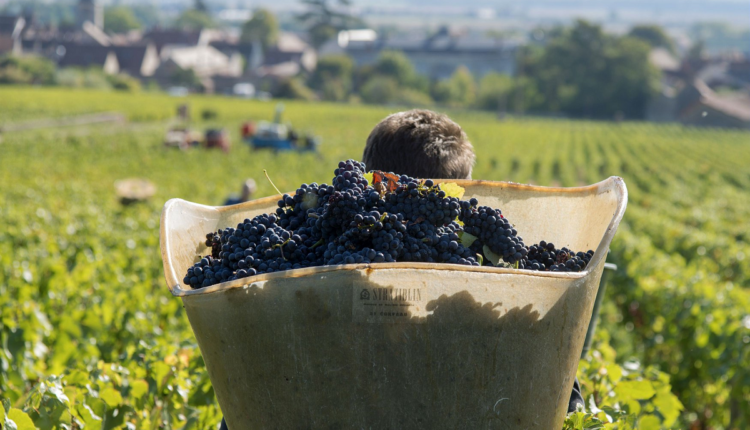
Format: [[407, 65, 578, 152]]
[[525, 241, 595, 272], [459, 199, 528, 265], [183, 160, 594, 289]]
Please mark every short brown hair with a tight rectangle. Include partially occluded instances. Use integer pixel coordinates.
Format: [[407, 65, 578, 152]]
[[362, 109, 475, 179]]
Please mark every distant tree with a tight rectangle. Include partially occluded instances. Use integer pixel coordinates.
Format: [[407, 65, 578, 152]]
[[475, 72, 513, 111], [687, 40, 706, 60], [174, 9, 216, 30], [525, 20, 659, 119], [107, 73, 142, 92], [360, 76, 399, 104], [507, 76, 543, 114], [240, 9, 279, 49], [296, 0, 362, 48], [601, 36, 660, 118], [131, 5, 161, 29], [0, 55, 56, 85], [104, 6, 142, 34], [310, 55, 354, 101], [395, 88, 433, 106], [275, 77, 317, 101], [353, 51, 431, 105], [628, 24, 675, 53], [431, 66, 476, 108], [449, 66, 476, 107], [372, 50, 416, 87], [170, 68, 203, 90]]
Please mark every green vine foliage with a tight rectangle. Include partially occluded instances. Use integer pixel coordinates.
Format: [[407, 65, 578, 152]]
[[563, 336, 683, 430], [1, 87, 749, 429]]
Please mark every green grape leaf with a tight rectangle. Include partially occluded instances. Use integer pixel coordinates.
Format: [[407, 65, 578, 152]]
[[152, 362, 172, 389], [3, 417, 17, 430], [100, 387, 123, 407], [606, 364, 623, 384], [76, 401, 103, 428], [615, 380, 656, 401], [7, 408, 35, 430], [438, 182, 465, 199], [130, 379, 149, 399], [48, 384, 70, 406], [623, 399, 641, 415], [0, 407, 5, 427], [653, 390, 683, 426], [363, 172, 373, 185], [64, 370, 89, 387], [458, 231, 478, 247], [483, 245, 501, 266], [637, 414, 661, 430]]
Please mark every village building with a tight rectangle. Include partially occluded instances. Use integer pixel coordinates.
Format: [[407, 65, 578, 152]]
[[0, 15, 25, 56], [57, 44, 119, 74], [322, 26, 517, 80], [646, 47, 750, 129], [111, 44, 160, 78]]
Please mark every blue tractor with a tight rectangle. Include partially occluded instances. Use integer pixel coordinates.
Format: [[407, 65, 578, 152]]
[[242, 104, 320, 153]]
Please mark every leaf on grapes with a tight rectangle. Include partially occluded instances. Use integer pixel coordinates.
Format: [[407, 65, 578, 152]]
[[363, 172, 373, 185], [438, 182, 465, 199], [483, 245, 502, 266], [458, 231, 478, 247], [301, 192, 318, 210]]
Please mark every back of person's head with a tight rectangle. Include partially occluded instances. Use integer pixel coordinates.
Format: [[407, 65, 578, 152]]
[[362, 109, 475, 179]]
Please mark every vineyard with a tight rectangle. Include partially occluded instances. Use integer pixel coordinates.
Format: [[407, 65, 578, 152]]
[[1, 87, 749, 429]]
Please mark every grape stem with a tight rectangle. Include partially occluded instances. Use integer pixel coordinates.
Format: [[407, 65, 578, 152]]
[[263, 169, 283, 196]]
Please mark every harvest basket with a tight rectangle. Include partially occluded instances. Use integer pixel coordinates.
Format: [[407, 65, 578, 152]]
[[160, 177, 627, 429]]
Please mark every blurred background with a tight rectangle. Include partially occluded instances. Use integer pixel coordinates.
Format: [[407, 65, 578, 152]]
[[0, 1, 749, 429], [0, 0, 748, 120]]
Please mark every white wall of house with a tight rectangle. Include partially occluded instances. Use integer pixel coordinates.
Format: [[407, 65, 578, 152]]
[[103, 51, 120, 75], [161, 45, 242, 77], [140, 44, 160, 77]]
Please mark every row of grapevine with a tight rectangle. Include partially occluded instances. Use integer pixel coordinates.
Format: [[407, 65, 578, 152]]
[[1, 87, 748, 428]]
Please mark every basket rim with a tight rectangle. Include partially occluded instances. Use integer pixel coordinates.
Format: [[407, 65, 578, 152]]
[[161, 177, 628, 297]]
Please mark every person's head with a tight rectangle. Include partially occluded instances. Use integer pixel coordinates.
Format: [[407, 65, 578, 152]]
[[362, 109, 475, 179], [241, 178, 257, 200]]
